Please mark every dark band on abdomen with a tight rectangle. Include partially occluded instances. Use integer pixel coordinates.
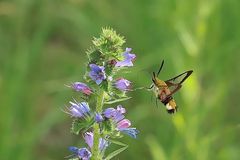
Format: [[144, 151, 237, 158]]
[[161, 96, 173, 105]]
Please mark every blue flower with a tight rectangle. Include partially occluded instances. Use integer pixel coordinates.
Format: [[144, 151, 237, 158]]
[[69, 146, 92, 160], [67, 101, 90, 118], [115, 48, 136, 67], [70, 82, 92, 95], [115, 78, 131, 91], [69, 146, 79, 153], [89, 64, 106, 85], [119, 128, 139, 139], [95, 113, 104, 123], [116, 119, 139, 138]]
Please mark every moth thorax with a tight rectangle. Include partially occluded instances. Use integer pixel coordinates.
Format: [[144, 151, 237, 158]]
[[154, 78, 166, 88]]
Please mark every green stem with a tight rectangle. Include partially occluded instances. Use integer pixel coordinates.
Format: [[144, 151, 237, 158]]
[[92, 89, 105, 160]]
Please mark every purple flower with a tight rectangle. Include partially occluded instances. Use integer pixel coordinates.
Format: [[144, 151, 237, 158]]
[[95, 113, 104, 123], [78, 148, 92, 160], [89, 64, 106, 85], [99, 137, 109, 152], [115, 48, 136, 67], [116, 105, 126, 114], [101, 105, 139, 138], [117, 119, 131, 129], [103, 105, 126, 122], [115, 78, 131, 91], [103, 108, 116, 118], [119, 128, 139, 139], [113, 111, 125, 122], [84, 132, 93, 148], [69, 147, 91, 160], [67, 101, 90, 118], [70, 82, 92, 95], [84, 132, 109, 152]]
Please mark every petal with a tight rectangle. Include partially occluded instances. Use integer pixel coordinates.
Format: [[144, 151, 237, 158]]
[[78, 148, 92, 159], [99, 138, 109, 152], [115, 48, 136, 67], [103, 108, 116, 118], [116, 105, 126, 114], [89, 64, 106, 85], [69, 146, 79, 154], [89, 64, 101, 72], [79, 102, 90, 113], [95, 78, 103, 85], [70, 107, 83, 117], [71, 82, 92, 95], [95, 113, 104, 123], [115, 78, 131, 91], [113, 112, 125, 122], [125, 47, 132, 52], [84, 132, 93, 148], [119, 128, 139, 139], [117, 119, 131, 129]]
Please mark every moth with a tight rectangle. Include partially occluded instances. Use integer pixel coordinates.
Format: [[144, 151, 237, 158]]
[[149, 60, 193, 114]]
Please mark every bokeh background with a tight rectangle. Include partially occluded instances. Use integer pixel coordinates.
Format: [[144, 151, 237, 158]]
[[0, 0, 240, 159]]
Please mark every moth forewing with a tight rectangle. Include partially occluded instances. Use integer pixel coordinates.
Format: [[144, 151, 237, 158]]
[[165, 70, 193, 85]]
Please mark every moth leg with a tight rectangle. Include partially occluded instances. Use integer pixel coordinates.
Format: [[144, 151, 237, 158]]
[[155, 98, 159, 108], [150, 91, 153, 102], [147, 84, 154, 90]]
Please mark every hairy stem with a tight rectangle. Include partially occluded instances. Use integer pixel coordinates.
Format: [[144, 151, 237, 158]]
[[92, 89, 105, 160]]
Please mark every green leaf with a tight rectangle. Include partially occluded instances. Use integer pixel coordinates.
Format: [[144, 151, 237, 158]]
[[104, 140, 128, 160], [104, 97, 132, 104], [71, 117, 94, 135], [71, 119, 84, 134], [100, 80, 109, 92], [107, 139, 128, 147], [86, 47, 103, 64], [102, 119, 114, 133]]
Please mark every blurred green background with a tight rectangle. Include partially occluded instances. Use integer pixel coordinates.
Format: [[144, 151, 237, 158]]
[[0, 0, 240, 159]]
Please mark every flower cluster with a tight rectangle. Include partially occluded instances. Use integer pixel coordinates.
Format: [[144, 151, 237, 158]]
[[63, 28, 139, 160], [69, 132, 109, 160]]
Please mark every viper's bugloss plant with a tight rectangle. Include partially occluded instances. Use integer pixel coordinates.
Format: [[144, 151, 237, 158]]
[[64, 28, 139, 160]]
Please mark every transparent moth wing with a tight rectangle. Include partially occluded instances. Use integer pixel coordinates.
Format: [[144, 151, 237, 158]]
[[164, 70, 193, 96]]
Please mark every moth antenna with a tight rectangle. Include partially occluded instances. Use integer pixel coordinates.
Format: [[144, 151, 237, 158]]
[[152, 72, 156, 78], [152, 72, 157, 84], [157, 60, 164, 76]]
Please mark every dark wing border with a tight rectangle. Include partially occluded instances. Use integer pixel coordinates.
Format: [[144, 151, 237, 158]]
[[165, 70, 193, 85], [164, 70, 193, 97]]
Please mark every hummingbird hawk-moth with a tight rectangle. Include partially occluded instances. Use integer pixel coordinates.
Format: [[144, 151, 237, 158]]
[[149, 60, 193, 114]]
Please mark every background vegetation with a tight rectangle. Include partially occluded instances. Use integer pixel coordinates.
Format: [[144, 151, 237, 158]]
[[0, 0, 239, 159]]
